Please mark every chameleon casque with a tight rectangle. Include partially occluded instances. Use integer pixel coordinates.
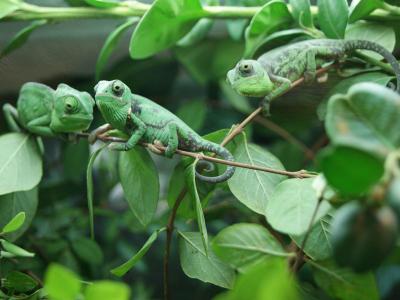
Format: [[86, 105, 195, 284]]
[[3, 82, 95, 137], [91, 79, 235, 183], [227, 39, 400, 112]]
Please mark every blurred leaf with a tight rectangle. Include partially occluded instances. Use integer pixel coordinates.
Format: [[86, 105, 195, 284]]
[[3, 271, 38, 293], [320, 146, 384, 195], [96, 18, 138, 80], [266, 178, 332, 235], [45, 264, 82, 300], [84, 0, 120, 8], [177, 18, 214, 47], [179, 231, 235, 288], [349, 0, 384, 23], [317, 0, 348, 38], [218, 257, 300, 300], [185, 159, 209, 252], [87, 145, 107, 239], [0, 20, 47, 58], [0, 0, 21, 20], [1, 211, 25, 235], [212, 223, 287, 269], [0, 133, 42, 195], [312, 260, 379, 300], [85, 281, 130, 300], [244, 1, 293, 58], [0, 188, 38, 241], [289, 0, 313, 28], [0, 239, 34, 257], [130, 0, 203, 59], [317, 72, 393, 120], [71, 237, 103, 265], [345, 22, 395, 60], [291, 214, 333, 261], [64, 139, 89, 183], [175, 38, 244, 84], [220, 80, 252, 114], [325, 82, 400, 157], [111, 228, 165, 276], [228, 135, 286, 214], [119, 148, 159, 227], [176, 99, 207, 131]]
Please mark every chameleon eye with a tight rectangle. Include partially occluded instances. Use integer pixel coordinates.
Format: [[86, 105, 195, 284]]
[[239, 63, 253, 75], [64, 96, 78, 113], [112, 80, 124, 96]]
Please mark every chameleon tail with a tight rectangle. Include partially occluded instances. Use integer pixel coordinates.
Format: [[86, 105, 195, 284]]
[[195, 141, 235, 183], [344, 40, 400, 92]]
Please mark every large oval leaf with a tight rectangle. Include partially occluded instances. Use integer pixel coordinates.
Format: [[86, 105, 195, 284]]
[[0, 0, 21, 20], [349, 0, 383, 23], [325, 82, 400, 157], [228, 137, 286, 214], [289, 0, 314, 28], [266, 178, 332, 235], [317, 0, 348, 38], [119, 148, 159, 226], [130, 0, 204, 59], [0, 133, 42, 195], [244, 0, 293, 58]]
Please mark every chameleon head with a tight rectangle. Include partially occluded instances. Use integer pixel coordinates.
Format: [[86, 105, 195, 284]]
[[50, 84, 95, 132], [94, 79, 132, 111], [226, 60, 274, 97]]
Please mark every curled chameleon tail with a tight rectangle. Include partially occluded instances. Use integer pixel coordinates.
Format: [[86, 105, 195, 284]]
[[194, 141, 235, 183], [344, 40, 400, 92]]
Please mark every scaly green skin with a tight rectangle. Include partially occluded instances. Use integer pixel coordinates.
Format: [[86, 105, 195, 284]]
[[92, 79, 235, 183], [3, 82, 95, 137], [227, 39, 400, 112]]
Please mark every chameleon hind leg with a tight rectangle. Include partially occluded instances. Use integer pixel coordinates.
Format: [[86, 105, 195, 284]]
[[304, 49, 317, 83], [3, 104, 22, 132], [164, 123, 190, 158]]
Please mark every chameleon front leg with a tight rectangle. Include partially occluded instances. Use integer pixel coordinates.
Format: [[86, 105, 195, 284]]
[[88, 123, 112, 144], [3, 104, 22, 132], [26, 115, 55, 137], [261, 74, 291, 115], [109, 113, 146, 151]]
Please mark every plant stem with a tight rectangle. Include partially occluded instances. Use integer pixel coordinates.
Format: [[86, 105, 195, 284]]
[[355, 51, 396, 75]]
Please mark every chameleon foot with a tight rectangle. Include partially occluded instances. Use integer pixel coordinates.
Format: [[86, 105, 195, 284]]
[[108, 142, 127, 151]]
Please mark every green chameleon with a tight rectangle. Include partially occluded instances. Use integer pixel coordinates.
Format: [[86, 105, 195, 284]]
[[3, 82, 94, 138], [91, 79, 235, 183], [227, 39, 400, 112]]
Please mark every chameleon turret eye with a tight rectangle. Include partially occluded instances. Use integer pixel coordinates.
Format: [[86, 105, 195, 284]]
[[64, 96, 78, 113], [112, 80, 124, 96], [239, 63, 253, 75]]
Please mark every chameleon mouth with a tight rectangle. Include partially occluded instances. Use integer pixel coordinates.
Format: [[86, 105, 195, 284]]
[[95, 93, 123, 103]]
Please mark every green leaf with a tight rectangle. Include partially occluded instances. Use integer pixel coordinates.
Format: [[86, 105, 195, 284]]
[[220, 80, 252, 114], [220, 257, 300, 300], [111, 228, 165, 276], [71, 237, 103, 265], [44, 264, 82, 300], [0, 188, 38, 241], [0, 0, 21, 20], [84, 0, 120, 8], [85, 281, 130, 300], [130, 0, 204, 59], [244, 0, 293, 58], [87, 145, 107, 239], [317, 72, 393, 120], [319, 146, 384, 195], [317, 0, 348, 38], [177, 18, 214, 47], [0, 133, 42, 195], [325, 82, 400, 156], [349, 0, 384, 23], [176, 99, 207, 132], [0, 20, 47, 58], [0, 239, 34, 257], [266, 178, 332, 235], [119, 147, 159, 227], [228, 136, 286, 214], [186, 159, 209, 252], [1, 212, 25, 235], [289, 0, 314, 28], [179, 231, 235, 289], [345, 22, 395, 60], [212, 223, 288, 269], [291, 214, 333, 261], [311, 260, 379, 300], [96, 18, 138, 80], [3, 271, 38, 293]]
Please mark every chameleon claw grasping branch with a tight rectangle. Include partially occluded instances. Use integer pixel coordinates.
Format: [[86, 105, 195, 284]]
[[227, 39, 400, 113], [91, 79, 235, 183]]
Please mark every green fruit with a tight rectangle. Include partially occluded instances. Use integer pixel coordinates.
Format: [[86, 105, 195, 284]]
[[386, 178, 400, 220], [331, 201, 398, 272]]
